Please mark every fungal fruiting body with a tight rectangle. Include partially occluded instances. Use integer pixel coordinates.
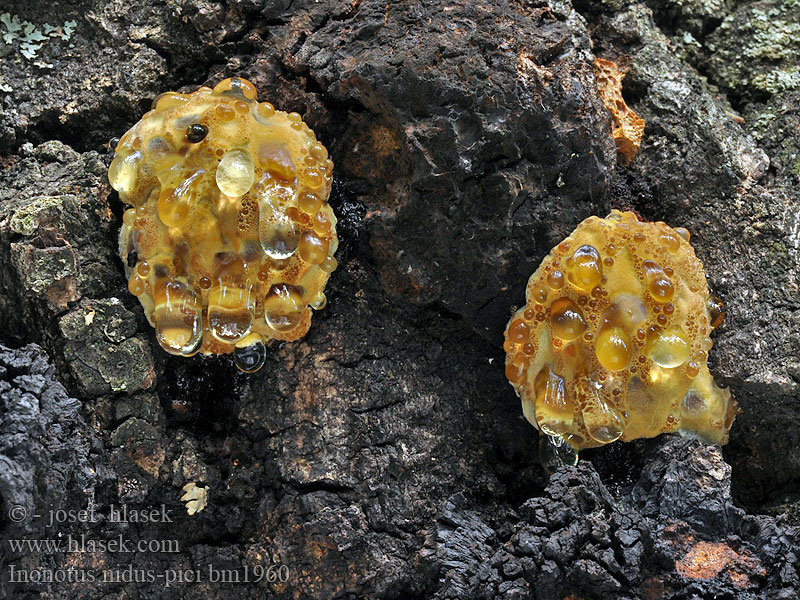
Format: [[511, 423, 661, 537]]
[[109, 77, 337, 372], [504, 211, 737, 459], [594, 58, 645, 165]]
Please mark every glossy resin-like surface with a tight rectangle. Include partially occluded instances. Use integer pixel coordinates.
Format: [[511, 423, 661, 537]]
[[504, 210, 737, 452], [109, 77, 337, 371]]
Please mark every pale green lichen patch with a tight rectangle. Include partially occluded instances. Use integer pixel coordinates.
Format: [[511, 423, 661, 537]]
[[0, 12, 77, 64]]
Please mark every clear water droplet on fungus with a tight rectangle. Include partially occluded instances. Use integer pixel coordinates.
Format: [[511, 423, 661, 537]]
[[216, 149, 256, 197], [234, 340, 267, 373], [153, 279, 203, 356], [259, 220, 300, 259]]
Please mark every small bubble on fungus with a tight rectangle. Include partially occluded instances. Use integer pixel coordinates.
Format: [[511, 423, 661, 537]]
[[594, 58, 645, 165], [110, 77, 337, 372], [504, 210, 738, 459]]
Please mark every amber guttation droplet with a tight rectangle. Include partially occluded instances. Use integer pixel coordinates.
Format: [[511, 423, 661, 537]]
[[108, 151, 141, 194], [547, 270, 564, 289], [298, 191, 322, 214], [128, 275, 145, 296], [675, 227, 690, 241], [595, 326, 631, 371], [605, 294, 648, 329], [298, 231, 329, 265], [217, 149, 255, 197], [310, 292, 327, 310], [215, 103, 236, 121], [661, 233, 681, 252], [708, 295, 725, 329], [256, 102, 275, 121], [566, 245, 602, 292], [648, 326, 690, 368], [505, 353, 529, 384], [313, 211, 331, 235], [550, 297, 588, 341], [686, 361, 699, 378], [320, 256, 338, 273], [214, 77, 258, 101], [643, 259, 674, 303], [310, 142, 328, 162], [507, 318, 528, 343]]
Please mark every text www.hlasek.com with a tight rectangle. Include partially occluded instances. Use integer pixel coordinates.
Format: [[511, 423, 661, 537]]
[[8, 535, 179, 554]]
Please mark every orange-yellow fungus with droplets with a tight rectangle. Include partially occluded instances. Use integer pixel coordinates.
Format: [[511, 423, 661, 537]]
[[109, 77, 337, 372], [504, 210, 737, 452]]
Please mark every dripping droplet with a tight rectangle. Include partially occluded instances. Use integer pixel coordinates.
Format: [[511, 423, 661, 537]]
[[534, 366, 574, 435], [157, 170, 202, 227], [539, 434, 579, 473], [234, 340, 267, 373], [153, 279, 203, 356]]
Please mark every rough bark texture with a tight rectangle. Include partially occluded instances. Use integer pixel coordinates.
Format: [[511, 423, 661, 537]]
[[0, 0, 798, 599]]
